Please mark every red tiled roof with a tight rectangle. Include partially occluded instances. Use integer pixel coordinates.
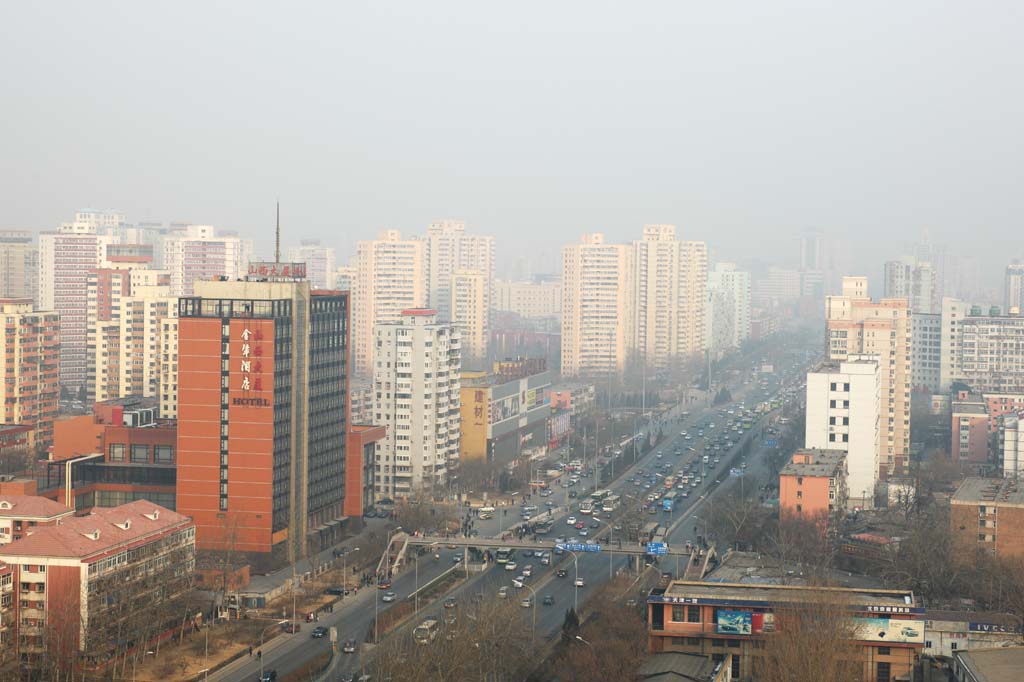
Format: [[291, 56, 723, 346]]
[[0, 501, 191, 560], [0, 495, 73, 520]]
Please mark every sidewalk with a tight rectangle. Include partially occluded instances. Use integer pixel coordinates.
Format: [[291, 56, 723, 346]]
[[242, 517, 391, 603]]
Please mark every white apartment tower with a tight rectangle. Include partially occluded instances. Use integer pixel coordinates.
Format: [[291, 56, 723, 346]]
[[287, 239, 336, 289], [707, 262, 751, 349], [561, 234, 636, 377], [450, 269, 488, 368], [826, 277, 911, 479], [633, 225, 708, 370], [884, 258, 938, 314], [162, 224, 252, 297], [39, 220, 117, 392], [352, 230, 426, 376], [805, 356, 881, 510], [493, 279, 562, 320], [422, 220, 495, 322], [372, 310, 461, 498], [1004, 264, 1024, 314]]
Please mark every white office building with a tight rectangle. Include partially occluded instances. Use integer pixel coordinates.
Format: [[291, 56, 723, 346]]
[[805, 356, 881, 510], [373, 309, 461, 498], [287, 239, 336, 289]]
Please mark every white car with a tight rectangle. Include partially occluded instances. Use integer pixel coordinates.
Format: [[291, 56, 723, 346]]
[[567, 516, 577, 525], [497, 586, 509, 599], [513, 576, 525, 588], [574, 577, 585, 587], [522, 565, 533, 577], [381, 591, 397, 603], [504, 561, 517, 571]]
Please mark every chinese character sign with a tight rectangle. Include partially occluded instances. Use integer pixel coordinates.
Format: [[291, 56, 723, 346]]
[[231, 320, 272, 408]]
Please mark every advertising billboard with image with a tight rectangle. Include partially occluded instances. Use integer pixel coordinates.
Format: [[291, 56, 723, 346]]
[[852, 618, 925, 644]]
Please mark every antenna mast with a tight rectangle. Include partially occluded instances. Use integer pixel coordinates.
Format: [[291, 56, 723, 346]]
[[275, 201, 281, 262]]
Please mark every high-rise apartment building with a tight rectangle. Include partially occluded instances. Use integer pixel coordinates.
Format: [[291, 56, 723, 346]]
[[805, 356, 881, 509], [39, 221, 116, 393], [352, 230, 426, 376], [159, 319, 179, 419], [825, 277, 911, 478], [450, 269, 488, 368], [911, 312, 942, 393], [634, 225, 707, 371], [87, 267, 177, 404], [561, 234, 635, 377], [422, 220, 494, 322], [176, 274, 349, 564], [372, 310, 461, 498], [334, 264, 356, 293], [0, 231, 38, 304], [756, 267, 802, 306], [800, 230, 826, 272], [162, 224, 252, 297], [706, 262, 751, 349], [0, 300, 60, 453], [939, 299, 1024, 394], [1004, 264, 1024, 314], [287, 239, 336, 289], [884, 258, 938, 314], [493, 279, 562, 320]]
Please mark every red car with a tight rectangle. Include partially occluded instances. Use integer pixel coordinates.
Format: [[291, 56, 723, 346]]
[[574, 521, 585, 529], [282, 622, 301, 633]]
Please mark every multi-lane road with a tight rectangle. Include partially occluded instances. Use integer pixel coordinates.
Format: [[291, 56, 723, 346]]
[[213, 351, 811, 681]]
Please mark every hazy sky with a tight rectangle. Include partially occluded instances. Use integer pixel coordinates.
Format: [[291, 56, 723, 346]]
[[4, 2, 1022, 286]]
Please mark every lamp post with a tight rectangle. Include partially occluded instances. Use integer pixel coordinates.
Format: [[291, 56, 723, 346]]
[[343, 547, 360, 595], [259, 620, 288, 681], [566, 549, 580, 612], [521, 583, 539, 640]]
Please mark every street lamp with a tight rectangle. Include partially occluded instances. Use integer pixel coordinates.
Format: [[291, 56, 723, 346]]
[[565, 549, 580, 612], [521, 583, 539, 640], [343, 547, 360, 595], [575, 635, 594, 648], [259, 620, 288, 680]]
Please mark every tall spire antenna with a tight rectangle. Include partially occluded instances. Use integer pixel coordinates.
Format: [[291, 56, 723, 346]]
[[275, 201, 281, 263]]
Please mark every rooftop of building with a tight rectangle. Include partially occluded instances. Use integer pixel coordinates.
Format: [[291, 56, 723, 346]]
[[955, 647, 1024, 682], [0, 495, 73, 520], [658, 579, 916, 610], [952, 402, 988, 416], [811, 355, 879, 375], [637, 652, 721, 682], [925, 610, 1021, 627], [0, 424, 33, 436], [704, 550, 885, 589], [0, 501, 190, 560], [781, 449, 846, 478], [952, 478, 1024, 508]]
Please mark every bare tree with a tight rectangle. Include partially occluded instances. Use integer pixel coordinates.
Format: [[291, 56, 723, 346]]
[[756, 588, 862, 682]]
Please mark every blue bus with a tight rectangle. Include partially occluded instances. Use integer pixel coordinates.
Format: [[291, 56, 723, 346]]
[[662, 491, 677, 512]]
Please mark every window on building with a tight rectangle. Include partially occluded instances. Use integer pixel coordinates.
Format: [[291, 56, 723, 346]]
[[877, 647, 890, 656], [830, 382, 837, 391], [109, 444, 125, 462], [829, 400, 837, 408], [672, 605, 685, 622], [796, 504, 802, 513], [154, 445, 175, 464], [130, 444, 148, 463], [877, 662, 891, 682], [688, 605, 700, 623], [796, 491, 802, 499], [829, 434, 836, 442]]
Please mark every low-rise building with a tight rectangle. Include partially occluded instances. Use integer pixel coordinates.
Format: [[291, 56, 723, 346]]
[[952, 393, 993, 475], [547, 382, 595, 416], [923, 611, 1021, 660], [953, 646, 1024, 682], [647, 580, 923, 682], [0, 501, 195, 672], [0, 425, 35, 478], [0, 494, 73, 545], [778, 449, 848, 525], [950, 477, 1024, 560], [460, 367, 552, 465]]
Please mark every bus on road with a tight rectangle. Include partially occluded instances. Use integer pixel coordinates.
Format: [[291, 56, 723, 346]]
[[662, 491, 677, 512], [601, 495, 620, 513], [413, 619, 440, 645], [581, 489, 612, 515], [495, 548, 516, 564]]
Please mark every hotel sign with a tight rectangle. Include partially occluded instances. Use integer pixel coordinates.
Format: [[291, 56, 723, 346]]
[[237, 326, 267, 404]]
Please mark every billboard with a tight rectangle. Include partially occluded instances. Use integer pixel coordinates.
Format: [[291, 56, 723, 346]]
[[852, 618, 925, 644], [716, 610, 775, 635]]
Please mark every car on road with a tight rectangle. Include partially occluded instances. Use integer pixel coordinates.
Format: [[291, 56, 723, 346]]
[[443, 598, 457, 609], [381, 591, 397, 603], [543, 594, 555, 606], [512, 576, 525, 588], [520, 596, 533, 608], [452, 555, 463, 564], [574, 577, 585, 587], [282, 622, 301, 633], [589, 519, 600, 528], [613, 524, 622, 531], [504, 561, 517, 571], [325, 586, 346, 596], [342, 639, 357, 653], [498, 586, 509, 598], [578, 529, 588, 536], [311, 626, 328, 638], [540, 552, 551, 565], [522, 565, 533, 577], [259, 671, 278, 682], [567, 516, 577, 525], [556, 568, 568, 578], [575, 521, 585, 529], [377, 579, 392, 590]]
